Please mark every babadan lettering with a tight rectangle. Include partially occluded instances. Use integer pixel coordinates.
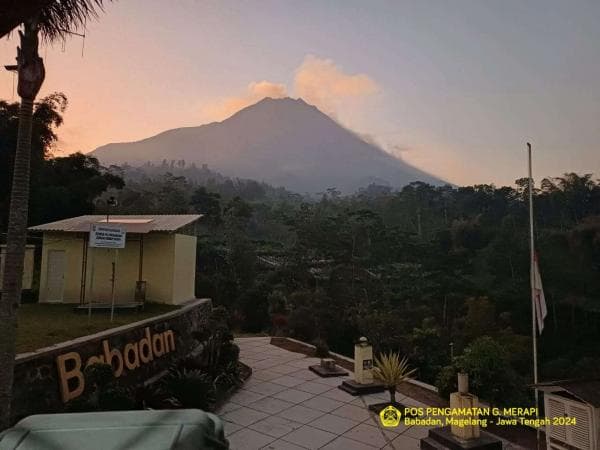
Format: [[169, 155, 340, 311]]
[[56, 327, 176, 403]]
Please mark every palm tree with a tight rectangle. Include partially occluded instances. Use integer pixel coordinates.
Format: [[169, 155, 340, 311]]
[[0, 0, 111, 429], [373, 352, 416, 404]]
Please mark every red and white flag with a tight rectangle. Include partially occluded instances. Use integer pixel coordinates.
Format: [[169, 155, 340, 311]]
[[533, 254, 548, 334]]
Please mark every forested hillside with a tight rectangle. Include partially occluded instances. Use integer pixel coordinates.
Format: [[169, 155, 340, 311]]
[[99, 161, 600, 406], [2, 94, 600, 407]]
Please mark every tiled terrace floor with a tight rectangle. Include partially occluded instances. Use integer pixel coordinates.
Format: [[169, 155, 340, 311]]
[[220, 337, 525, 449], [217, 337, 426, 449]]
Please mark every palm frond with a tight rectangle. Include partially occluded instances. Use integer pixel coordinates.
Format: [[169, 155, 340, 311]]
[[0, 0, 112, 42], [373, 352, 417, 387], [38, 0, 110, 42]]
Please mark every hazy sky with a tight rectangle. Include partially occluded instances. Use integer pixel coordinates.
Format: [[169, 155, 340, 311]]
[[1, 0, 599, 186]]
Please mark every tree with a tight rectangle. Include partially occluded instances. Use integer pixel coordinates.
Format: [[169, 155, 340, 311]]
[[191, 187, 222, 226], [0, 93, 67, 228], [0, 20, 46, 429], [31, 153, 124, 224], [0, 0, 111, 429]]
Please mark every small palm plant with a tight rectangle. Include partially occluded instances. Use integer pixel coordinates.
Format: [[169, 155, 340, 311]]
[[373, 352, 416, 404]]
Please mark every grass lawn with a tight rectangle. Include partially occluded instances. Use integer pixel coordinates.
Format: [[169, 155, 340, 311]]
[[16, 303, 179, 354]]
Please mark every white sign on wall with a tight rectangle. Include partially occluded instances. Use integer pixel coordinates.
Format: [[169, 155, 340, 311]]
[[89, 224, 126, 248]]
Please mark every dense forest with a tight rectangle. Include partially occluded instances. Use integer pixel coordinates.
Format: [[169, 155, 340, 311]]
[[2, 94, 599, 407]]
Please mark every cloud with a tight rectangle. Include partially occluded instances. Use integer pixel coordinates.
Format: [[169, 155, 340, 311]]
[[201, 80, 288, 121], [200, 55, 379, 121], [292, 55, 379, 115]]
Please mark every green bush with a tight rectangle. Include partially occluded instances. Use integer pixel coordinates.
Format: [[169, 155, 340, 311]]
[[288, 306, 317, 342], [313, 339, 330, 358], [65, 363, 134, 412], [162, 367, 216, 410], [436, 336, 527, 407]]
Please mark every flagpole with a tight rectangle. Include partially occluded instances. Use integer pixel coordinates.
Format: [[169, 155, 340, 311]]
[[527, 142, 540, 448]]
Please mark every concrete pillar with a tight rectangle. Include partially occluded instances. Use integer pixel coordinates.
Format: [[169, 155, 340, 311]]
[[354, 337, 373, 384], [450, 372, 480, 440]]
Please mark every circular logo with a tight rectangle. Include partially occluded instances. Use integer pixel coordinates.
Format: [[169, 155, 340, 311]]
[[379, 405, 402, 427]]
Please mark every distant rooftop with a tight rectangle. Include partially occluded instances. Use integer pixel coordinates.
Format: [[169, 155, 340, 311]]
[[29, 215, 202, 234]]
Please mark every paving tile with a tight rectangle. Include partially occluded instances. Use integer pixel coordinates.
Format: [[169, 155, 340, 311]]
[[308, 413, 360, 435], [223, 420, 243, 437], [245, 381, 288, 396], [343, 423, 393, 448], [249, 415, 304, 438], [301, 396, 345, 413], [321, 436, 379, 449], [271, 375, 306, 388], [312, 375, 350, 387], [295, 381, 333, 395], [272, 388, 315, 404], [350, 394, 388, 407], [261, 439, 306, 450], [281, 404, 325, 424], [215, 401, 242, 414], [289, 369, 321, 381], [281, 425, 337, 449], [227, 428, 276, 449], [287, 358, 321, 368], [321, 387, 355, 403], [242, 376, 267, 388], [248, 397, 295, 415], [282, 353, 306, 361], [403, 423, 431, 439], [253, 359, 283, 369], [331, 403, 372, 422], [242, 353, 272, 361], [270, 364, 303, 375], [389, 433, 421, 449], [253, 370, 285, 381], [370, 418, 412, 435], [230, 389, 267, 405], [223, 406, 269, 426], [240, 358, 262, 366]]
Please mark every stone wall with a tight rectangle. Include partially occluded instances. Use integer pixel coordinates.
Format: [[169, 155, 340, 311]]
[[11, 298, 212, 423]]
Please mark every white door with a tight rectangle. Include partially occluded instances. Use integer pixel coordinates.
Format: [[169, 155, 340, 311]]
[[46, 250, 66, 302]]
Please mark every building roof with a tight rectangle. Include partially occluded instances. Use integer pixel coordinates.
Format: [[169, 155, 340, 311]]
[[533, 379, 600, 407], [29, 215, 203, 234]]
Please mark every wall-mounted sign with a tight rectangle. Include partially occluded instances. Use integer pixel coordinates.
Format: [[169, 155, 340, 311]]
[[363, 359, 373, 370], [56, 327, 176, 403], [89, 224, 126, 249]]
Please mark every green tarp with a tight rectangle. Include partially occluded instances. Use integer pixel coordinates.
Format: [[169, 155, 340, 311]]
[[0, 409, 229, 450]]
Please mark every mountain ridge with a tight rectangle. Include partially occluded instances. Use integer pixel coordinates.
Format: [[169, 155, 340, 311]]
[[90, 97, 446, 193]]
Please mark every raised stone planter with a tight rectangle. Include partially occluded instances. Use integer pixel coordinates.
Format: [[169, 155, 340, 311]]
[[11, 298, 212, 424]]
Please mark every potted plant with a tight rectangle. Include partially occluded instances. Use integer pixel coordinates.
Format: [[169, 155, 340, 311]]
[[370, 352, 416, 412]]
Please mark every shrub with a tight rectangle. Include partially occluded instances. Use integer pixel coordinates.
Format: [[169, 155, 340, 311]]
[[237, 286, 270, 332], [98, 385, 135, 411], [162, 367, 216, 410], [313, 339, 329, 358], [288, 306, 317, 342], [219, 341, 240, 368], [84, 363, 114, 391], [65, 363, 134, 412], [436, 336, 526, 407], [271, 313, 288, 335]]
